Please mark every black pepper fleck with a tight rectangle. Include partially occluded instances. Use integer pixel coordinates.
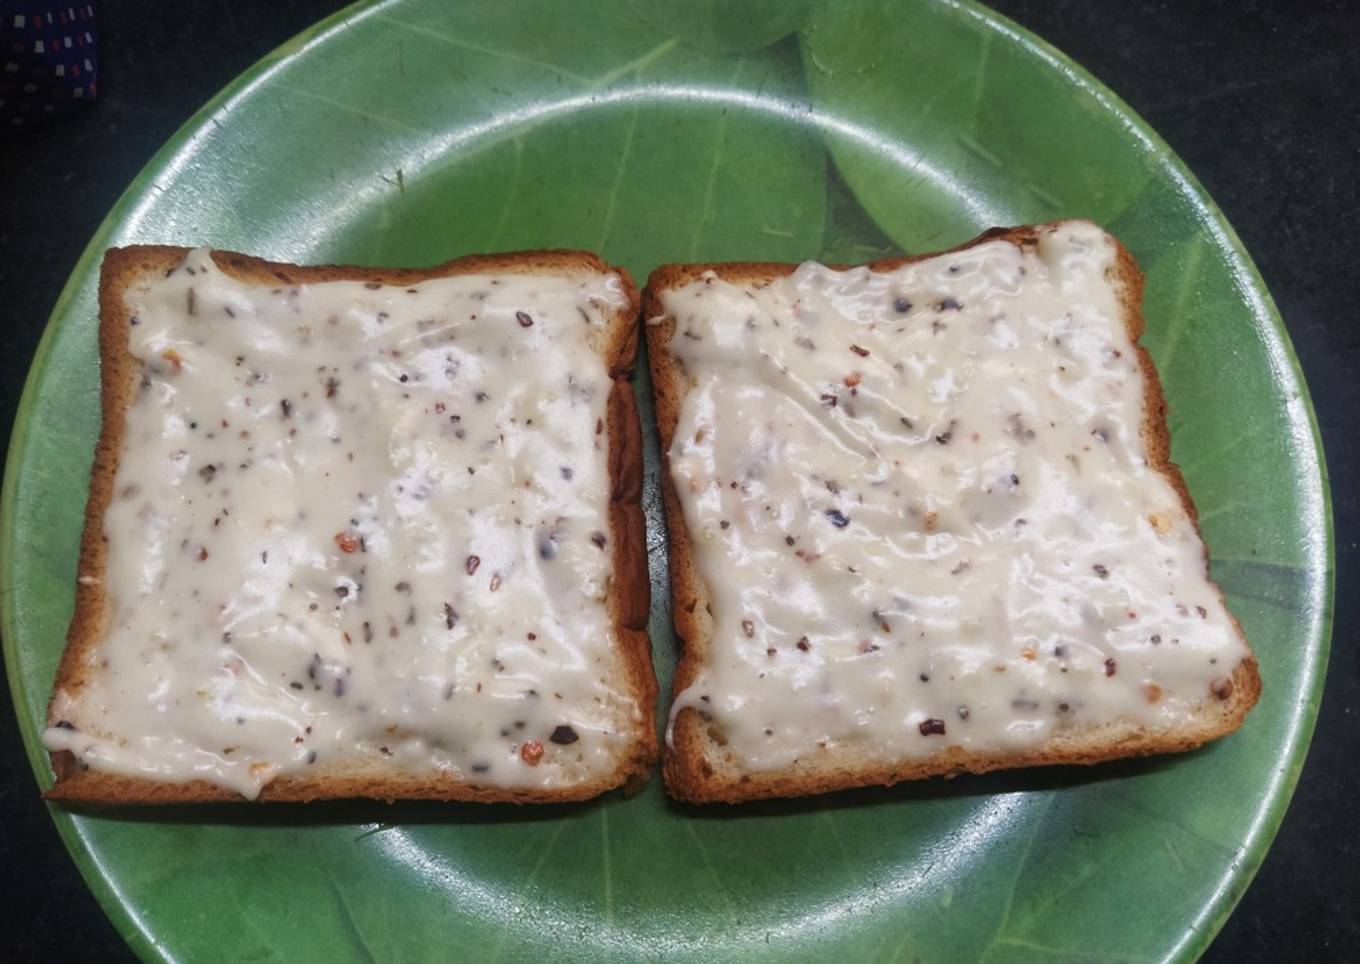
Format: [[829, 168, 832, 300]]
[[550, 725, 579, 745]]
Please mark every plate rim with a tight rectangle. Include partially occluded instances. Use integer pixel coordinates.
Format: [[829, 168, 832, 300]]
[[0, 0, 1335, 960]]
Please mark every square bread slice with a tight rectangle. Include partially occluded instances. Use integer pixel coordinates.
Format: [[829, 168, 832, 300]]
[[645, 221, 1259, 804], [43, 246, 657, 803]]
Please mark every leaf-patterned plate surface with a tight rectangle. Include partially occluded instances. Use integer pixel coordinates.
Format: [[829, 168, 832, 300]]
[[0, 1, 1332, 961]]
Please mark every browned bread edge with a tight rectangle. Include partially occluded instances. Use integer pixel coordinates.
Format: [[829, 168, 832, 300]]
[[643, 223, 1260, 804], [45, 246, 656, 804]]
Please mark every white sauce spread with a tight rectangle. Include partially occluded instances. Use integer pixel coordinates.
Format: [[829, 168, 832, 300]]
[[44, 249, 641, 798], [662, 221, 1247, 771]]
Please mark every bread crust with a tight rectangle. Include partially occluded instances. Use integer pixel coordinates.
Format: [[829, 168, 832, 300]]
[[45, 246, 656, 805], [643, 223, 1260, 804]]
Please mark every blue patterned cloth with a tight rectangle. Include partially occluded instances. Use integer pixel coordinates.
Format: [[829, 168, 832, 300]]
[[1, 1, 99, 132]]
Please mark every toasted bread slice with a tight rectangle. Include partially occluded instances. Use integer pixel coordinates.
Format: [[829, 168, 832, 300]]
[[43, 246, 656, 804], [645, 221, 1259, 804]]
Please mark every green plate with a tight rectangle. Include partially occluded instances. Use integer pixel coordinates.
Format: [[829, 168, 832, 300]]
[[0, 1, 1333, 961]]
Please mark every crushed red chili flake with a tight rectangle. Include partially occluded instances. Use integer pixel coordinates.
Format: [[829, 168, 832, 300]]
[[520, 740, 544, 765], [849, 344, 870, 357], [843, 371, 862, 387], [465, 555, 481, 575], [796, 636, 810, 651], [335, 531, 361, 553], [516, 311, 534, 328]]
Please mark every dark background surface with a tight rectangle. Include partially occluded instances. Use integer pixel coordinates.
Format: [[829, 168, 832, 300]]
[[1, 1, 1355, 960]]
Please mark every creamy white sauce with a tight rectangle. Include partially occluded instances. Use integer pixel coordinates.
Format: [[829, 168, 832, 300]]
[[662, 221, 1247, 771], [44, 249, 642, 798]]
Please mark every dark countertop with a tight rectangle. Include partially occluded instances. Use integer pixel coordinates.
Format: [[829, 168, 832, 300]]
[[1, 1, 1355, 960]]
